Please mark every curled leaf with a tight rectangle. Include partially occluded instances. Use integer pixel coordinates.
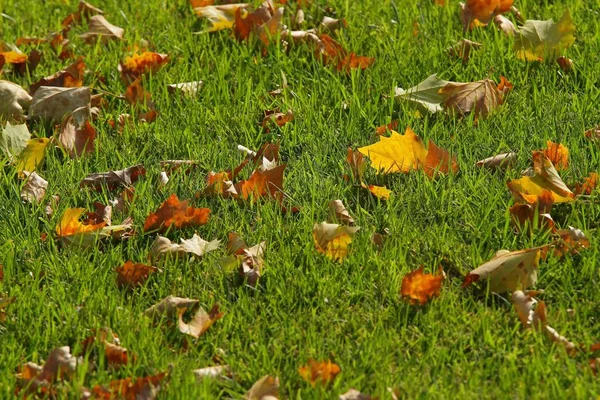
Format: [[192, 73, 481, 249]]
[[149, 234, 221, 261], [80, 15, 124, 43], [245, 375, 279, 400], [80, 164, 146, 190], [475, 152, 516, 171], [178, 304, 224, 338], [313, 222, 359, 262]]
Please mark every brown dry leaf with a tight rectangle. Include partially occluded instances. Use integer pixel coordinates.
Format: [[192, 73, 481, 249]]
[[62, 0, 105, 29], [375, 120, 399, 136], [167, 81, 203, 96], [460, 0, 513, 30], [193, 365, 230, 381], [313, 222, 359, 262], [507, 152, 574, 203], [346, 148, 367, 182], [394, 74, 450, 114], [493, 14, 516, 35], [556, 57, 574, 72], [16, 346, 79, 395], [80, 15, 125, 43], [124, 78, 154, 108], [0, 80, 32, 119], [178, 304, 224, 338], [401, 267, 444, 305], [447, 39, 482, 63], [234, 2, 285, 46], [573, 172, 598, 196], [475, 152, 516, 171], [29, 57, 85, 95], [320, 16, 345, 32], [245, 375, 280, 400], [29, 86, 91, 123], [81, 327, 121, 353], [462, 246, 546, 292], [542, 141, 569, 170], [423, 139, 459, 177], [298, 359, 341, 387], [509, 190, 554, 231], [219, 233, 266, 287], [95, 371, 167, 400], [58, 114, 96, 158], [143, 194, 210, 233], [554, 227, 590, 257], [144, 296, 199, 320], [328, 199, 354, 225], [511, 292, 576, 355], [316, 33, 374, 72], [80, 164, 146, 190], [149, 234, 220, 261], [20, 171, 48, 203], [116, 261, 158, 288], [104, 342, 132, 367], [261, 109, 294, 131], [119, 52, 169, 83], [439, 77, 511, 119], [339, 388, 373, 400], [584, 125, 600, 142]]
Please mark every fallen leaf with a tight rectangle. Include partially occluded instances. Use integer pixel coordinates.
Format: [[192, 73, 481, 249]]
[[573, 172, 598, 195], [29, 86, 91, 123], [1, 122, 30, 160], [80, 15, 125, 43], [460, 0, 513, 30], [245, 375, 279, 400], [363, 183, 392, 200], [447, 39, 482, 63], [144, 296, 199, 320], [554, 226, 590, 257], [15, 138, 51, 177], [143, 194, 210, 233], [16, 346, 79, 395], [439, 77, 510, 119], [178, 304, 224, 338], [299, 359, 340, 387], [401, 267, 444, 305], [462, 246, 545, 292], [104, 342, 132, 367], [193, 365, 230, 381], [346, 148, 367, 182], [339, 388, 373, 400], [55, 207, 131, 247], [116, 261, 158, 288], [235, 164, 286, 201], [193, 4, 248, 32], [20, 171, 48, 203], [394, 74, 450, 114], [261, 109, 294, 131], [95, 371, 167, 400], [320, 16, 345, 32], [584, 125, 600, 142], [62, 0, 105, 29], [509, 190, 554, 231], [375, 120, 398, 136], [475, 152, 516, 171], [514, 10, 575, 61], [149, 234, 221, 261], [316, 33, 374, 72], [124, 78, 154, 107], [507, 152, 574, 203], [219, 233, 266, 287], [493, 14, 516, 35], [542, 141, 568, 170], [167, 81, 203, 96], [328, 199, 354, 225], [358, 127, 427, 173], [234, 3, 285, 46], [119, 52, 169, 83], [58, 114, 96, 158], [29, 57, 85, 95], [556, 56, 573, 72], [0, 80, 32, 119], [422, 139, 459, 177], [80, 164, 146, 190], [313, 222, 359, 262]]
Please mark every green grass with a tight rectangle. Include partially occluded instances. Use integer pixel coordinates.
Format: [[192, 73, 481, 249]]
[[1, 0, 600, 398]]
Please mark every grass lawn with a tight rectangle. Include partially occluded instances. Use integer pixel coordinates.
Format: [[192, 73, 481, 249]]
[[1, 0, 599, 398]]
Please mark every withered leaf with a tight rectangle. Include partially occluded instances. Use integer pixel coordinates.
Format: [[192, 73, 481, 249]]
[[143, 194, 210, 233], [298, 359, 340, 387], [20, 171, 48, 203], [29, 57, 85, 95], [514, 10, 575, 61], [245, 375, 280, 400], [328, 199, 354, 225], [394, 74, 450, 114], [401, 267, 444, 305], [0, 80, 32, 119], [144, 296, 199, 320], [149, 234, 221, 261], [116, 261, 158, 288], [29, 86, 91, 123], [80, 15, 125, 43], [193, 365, 230, 381], [475, 152, 516, 171], [439, 77, 511, 119], [58, 114, 96, 158], [313, 222, 359, 262], [167, 81, 203, 96], [178, 304, 224, 338], [447, 39, 482, 63], [80, 164, 146, 190]]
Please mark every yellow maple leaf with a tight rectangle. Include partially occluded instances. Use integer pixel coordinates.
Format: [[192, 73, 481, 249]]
[[507, 152, 574, 203], [514, 10, 575, 61], [312, 222, 359, 262], [15, 138, 51, 177], [363, 183, 392, 200], [358, 127, 427, 173]]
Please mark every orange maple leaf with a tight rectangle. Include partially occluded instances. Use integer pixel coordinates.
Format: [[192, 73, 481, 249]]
[[401, 267, 444, 305], [573, 172, 598, 196], [119, 52, 168, 83], [543, 141, 569, 170], [56, 208, 106, 237], [143, 194, 210, 232], [375, 120, 399, 136], [95, 371, 167, 400], [298, 359, 341, 387], [116, 261, 158, 288], [461, 0, 513, 29], [316, 34, 374, 72], [236, 164, 286, 201]]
